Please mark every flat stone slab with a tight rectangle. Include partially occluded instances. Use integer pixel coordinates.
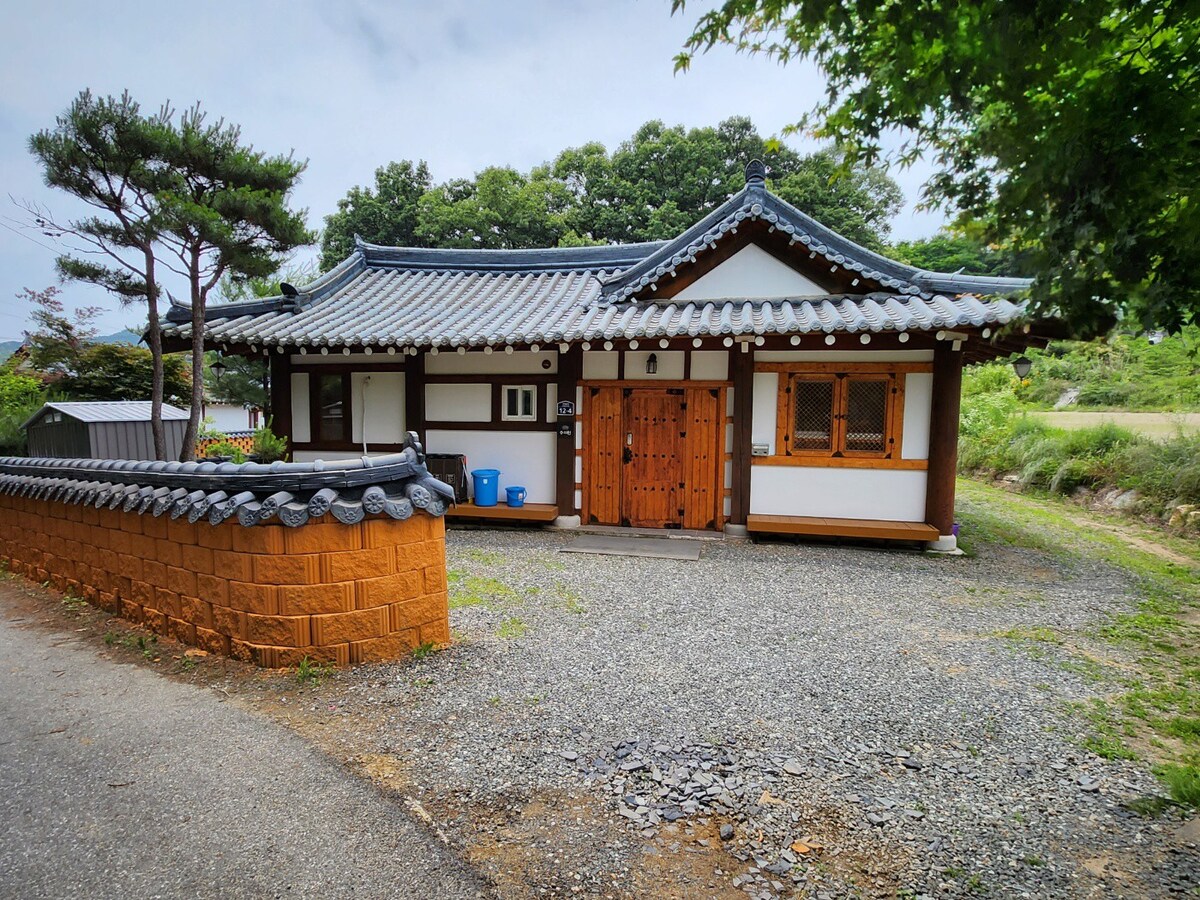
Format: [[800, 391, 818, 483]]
[[559, 534, 702, 561]]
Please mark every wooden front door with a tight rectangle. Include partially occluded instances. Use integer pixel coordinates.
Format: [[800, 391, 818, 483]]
[[622, 389, 684, 528], [583, 385, 724, 530]]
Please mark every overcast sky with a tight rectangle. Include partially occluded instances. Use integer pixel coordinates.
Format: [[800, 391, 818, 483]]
[[0, 0, 949, 340]]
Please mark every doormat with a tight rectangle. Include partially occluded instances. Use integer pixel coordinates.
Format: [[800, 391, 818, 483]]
[[559, 534, 702, 561]]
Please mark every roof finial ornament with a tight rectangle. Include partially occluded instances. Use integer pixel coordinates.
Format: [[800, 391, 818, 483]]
[[745, 159, 767, 189]]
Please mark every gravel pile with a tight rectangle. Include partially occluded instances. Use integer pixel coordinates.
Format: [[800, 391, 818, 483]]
[[332, 530, 1198, 898]]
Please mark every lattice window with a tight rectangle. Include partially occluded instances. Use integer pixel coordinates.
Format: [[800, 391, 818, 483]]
[[789, 378, 835, 451], [845, 378, 889, 453]]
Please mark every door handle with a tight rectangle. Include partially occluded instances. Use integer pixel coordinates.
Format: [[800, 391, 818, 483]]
[[626, 433, 633, 445]]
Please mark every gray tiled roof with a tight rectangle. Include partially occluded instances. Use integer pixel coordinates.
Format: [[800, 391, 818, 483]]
[[164, 175, 1031, 351], [0, 433, 452, 527]]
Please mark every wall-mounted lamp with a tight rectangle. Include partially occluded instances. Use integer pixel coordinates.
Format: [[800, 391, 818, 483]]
[[1012, 355, 1032, 379], [646, 353, 658, 375], [210, 357, 228, 383]]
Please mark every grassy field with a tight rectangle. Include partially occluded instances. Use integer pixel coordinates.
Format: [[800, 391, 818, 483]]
[[957, 478, 1200, 808], [1029, 410, 1200, 439]]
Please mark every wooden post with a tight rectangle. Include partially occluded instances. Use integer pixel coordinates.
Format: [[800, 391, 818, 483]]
[[555, 345, 582, 516], [729, 343, 754, 528], [924, 341, 964, 538], [269, 352, 292, 456], [405, 352, 426, 447]]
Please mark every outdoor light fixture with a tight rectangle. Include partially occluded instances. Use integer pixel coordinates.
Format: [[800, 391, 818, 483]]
[[646, 353, 658, 375], [210, 357, 228, 383], [1012, 356, 1033, 379]]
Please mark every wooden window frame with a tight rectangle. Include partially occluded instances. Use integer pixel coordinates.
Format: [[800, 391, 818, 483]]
[[310, 371, 352, 445], [776, 370, 904, 461], [500, 384, 538, 422]]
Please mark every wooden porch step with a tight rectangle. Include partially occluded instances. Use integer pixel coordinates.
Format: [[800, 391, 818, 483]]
[[446, 502, 560, 522], [746, 514, 938, 542]]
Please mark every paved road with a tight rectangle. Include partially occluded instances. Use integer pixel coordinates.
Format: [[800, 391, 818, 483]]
[[0, 593, 488, 900]]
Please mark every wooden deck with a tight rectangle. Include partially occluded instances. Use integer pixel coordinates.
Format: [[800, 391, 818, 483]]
[[746, 514, 938, 542], [446, 502, 559, 523]]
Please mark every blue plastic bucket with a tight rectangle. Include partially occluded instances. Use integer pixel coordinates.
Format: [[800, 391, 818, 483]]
[[471, 468, 501, 507], [505, 486, 527, 508]]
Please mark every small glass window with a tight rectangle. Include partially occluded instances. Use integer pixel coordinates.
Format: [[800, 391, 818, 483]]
[[789, 378, 835, 451], [845, 378, 889, 453], [502, 386, 537, 422], [317, 374, 347, 441]]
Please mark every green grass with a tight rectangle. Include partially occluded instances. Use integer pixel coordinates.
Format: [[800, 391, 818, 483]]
[[411, 640, 439, 660], [959, 478, 1200, 806], [447, 570, 520, 609], [295, 655, 333, 684], [496, 617, 527, 639]]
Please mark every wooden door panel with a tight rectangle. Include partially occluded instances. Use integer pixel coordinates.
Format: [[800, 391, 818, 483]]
[[682, 387, 721, 530], [622, 390, 683, 528], [583, 386, 622, 525]]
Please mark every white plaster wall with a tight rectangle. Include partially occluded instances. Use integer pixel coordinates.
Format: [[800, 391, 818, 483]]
[[583, 352, 619, 379], [673, 244, 826, 301], [691, 351, 729, 381], [352, 372, 406, 443], [426, 429, 557, 504], [426, 383, 491, 422], [290, 373, 311, 442], [426, 350, 557, 375], [750, 467, 928, 521], [751, 373, 780, 454], [203, 403, 252, 432], [902, 373, 933, 460], [755, 350, 934, 363], [625, 350, 684, 380]]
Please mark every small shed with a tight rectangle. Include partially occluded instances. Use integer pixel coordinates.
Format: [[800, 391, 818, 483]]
[[22, 402, 189, 460]]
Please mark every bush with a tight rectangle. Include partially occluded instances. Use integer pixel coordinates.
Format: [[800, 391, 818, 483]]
[[204, 440, 245, 463], [251, 419, 288, 463], [0, 372, 47, 456]]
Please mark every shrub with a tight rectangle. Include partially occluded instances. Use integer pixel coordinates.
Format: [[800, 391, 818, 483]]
[[251, 419, 288, 463], [204, 440, 245, 463]]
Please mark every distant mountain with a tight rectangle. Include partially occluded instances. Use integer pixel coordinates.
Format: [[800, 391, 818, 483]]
[[0, 328, 141, 363]]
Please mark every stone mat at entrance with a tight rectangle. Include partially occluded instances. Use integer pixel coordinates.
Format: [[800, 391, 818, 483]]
[[559, 534, 703, 561]]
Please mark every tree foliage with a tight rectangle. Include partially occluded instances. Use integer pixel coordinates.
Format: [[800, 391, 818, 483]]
[[674, 1, 1200, 334], [19, 286, 101, 376], [58, 344, 190, 405], [892, 230, 1018, 278], [317, 116, 904, 269], [29, 91, 312, 460]]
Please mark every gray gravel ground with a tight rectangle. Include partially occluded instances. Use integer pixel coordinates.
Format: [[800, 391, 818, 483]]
[[331, 529, 1199, 898], [0, 591, 489, 900]]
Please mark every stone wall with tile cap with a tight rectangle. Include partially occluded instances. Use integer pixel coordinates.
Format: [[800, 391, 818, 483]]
[[0, 440, 452, 666], [0, 492, 448, 666]]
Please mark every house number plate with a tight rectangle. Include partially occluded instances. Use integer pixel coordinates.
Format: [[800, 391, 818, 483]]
[[557, 400, 576, 417]]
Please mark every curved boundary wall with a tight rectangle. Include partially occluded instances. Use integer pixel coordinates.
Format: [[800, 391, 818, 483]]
[[0, 439, 452, 667]]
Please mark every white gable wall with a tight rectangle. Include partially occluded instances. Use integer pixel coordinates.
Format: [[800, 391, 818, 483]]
[[673, 243, 827, 301]]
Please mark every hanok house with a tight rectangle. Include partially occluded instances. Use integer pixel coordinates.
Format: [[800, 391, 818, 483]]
[[164, 161, 1035, 552]]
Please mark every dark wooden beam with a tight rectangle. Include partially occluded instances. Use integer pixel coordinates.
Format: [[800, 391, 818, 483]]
[[555, 346, 583, 516], [729, 343, 755, 527], [268, 353, 292, 456], [924, 341, 964, 536], [405, 352, 426, 447]]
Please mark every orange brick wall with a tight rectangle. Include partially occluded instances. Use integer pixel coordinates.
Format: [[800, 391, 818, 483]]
[[0, 494, 449, 667]]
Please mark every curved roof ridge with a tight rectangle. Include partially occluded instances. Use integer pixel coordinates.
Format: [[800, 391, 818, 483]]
[[353, 238, 668, 274]]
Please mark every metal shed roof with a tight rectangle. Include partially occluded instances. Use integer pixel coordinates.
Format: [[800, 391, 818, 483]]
[[24, 401, 189, 429]]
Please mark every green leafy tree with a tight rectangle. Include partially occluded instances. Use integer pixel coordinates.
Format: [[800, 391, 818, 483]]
[[58, 343, 190, 404], [18, 285, 101, 377], [415, 166, 579, 249], [320, 160, 433, 270], [153, 104, 313, 460], [0, 370, 47, 456], [892, 230, 1018, 278], [674, 1, 1200, 334], [30, 92, 312, 461], [27, 91, 175, 458]]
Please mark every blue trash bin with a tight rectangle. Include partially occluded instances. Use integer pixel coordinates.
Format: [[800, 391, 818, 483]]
[[471, 468, 500, 507], [505, 486, 527, 508]]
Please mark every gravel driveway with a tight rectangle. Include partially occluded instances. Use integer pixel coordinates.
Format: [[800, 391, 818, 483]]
[[321, 529, 1198, 899]]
